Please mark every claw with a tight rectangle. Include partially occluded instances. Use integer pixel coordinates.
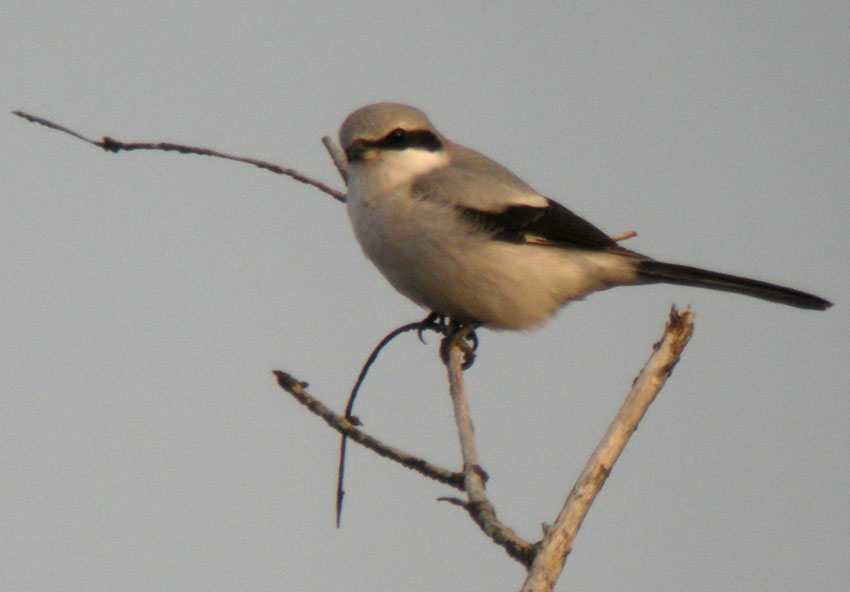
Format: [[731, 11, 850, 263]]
[[440, 322, 482, 369], [417, 312, 445, 343], [467, 330, 479, 352], [459, 329, 479, 369], [460, 349, 476, 370]]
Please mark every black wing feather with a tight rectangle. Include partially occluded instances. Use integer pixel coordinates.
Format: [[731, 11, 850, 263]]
[[459, 198, 618, 250]]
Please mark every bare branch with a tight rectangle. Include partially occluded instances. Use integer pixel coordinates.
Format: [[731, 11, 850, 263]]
[[444, 326, 486, 499], [520, 306, 695, 592], [13, 110, 105, 147], [272, 370, 463, 490], [12, 110, 347, 203], [441, 326, 538, 567]]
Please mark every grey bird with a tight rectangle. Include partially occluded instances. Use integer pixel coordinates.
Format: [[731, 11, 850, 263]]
[[339, 103, 831, 330]]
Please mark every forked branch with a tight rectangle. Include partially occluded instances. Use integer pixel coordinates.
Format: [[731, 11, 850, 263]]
[[272, 371, 464, 489]]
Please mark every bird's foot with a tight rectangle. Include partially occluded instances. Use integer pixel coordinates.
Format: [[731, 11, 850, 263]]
[[439, 321, 480, 370], [417, 312, 447, 343]]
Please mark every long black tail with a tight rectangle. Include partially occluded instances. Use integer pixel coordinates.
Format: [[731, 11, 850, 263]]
[[636, 260, 832, 310]]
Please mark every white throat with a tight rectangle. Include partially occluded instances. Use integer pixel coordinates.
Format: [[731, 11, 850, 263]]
[[348, 148, 450, 199]]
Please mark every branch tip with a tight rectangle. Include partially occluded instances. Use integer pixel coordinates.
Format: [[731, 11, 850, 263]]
[[272, 370, 307, 390]]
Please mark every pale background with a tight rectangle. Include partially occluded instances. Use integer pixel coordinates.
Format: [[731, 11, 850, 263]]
[[3, 3, 848, 591]]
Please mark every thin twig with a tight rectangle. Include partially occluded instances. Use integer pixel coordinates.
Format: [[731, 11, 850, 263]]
[[520, 306, 695, 592], [441, 326, 537, 566], [13, 110, 104, 147], [322, 136, 348, 184], [272, 371, 464, 490], [610, 230, 637, 242], [12, 110, 347, 203], [336, 318, 442, 527]]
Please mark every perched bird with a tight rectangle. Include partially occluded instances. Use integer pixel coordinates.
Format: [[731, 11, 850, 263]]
[[339, 103, 831, 330]]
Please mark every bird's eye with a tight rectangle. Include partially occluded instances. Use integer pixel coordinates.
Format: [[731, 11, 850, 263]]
[[370, 127, 441, 152], [386, 128, 407, 144]]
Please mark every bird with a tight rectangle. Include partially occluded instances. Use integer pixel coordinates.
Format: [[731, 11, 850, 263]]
[[338, 103, 831, 331]]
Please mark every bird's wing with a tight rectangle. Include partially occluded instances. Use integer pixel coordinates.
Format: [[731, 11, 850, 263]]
[[411, 144, 624, 251], [458, 197, 622, 250]]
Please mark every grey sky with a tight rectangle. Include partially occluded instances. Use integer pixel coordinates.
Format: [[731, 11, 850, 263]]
[[3, 3, 848, 590]]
